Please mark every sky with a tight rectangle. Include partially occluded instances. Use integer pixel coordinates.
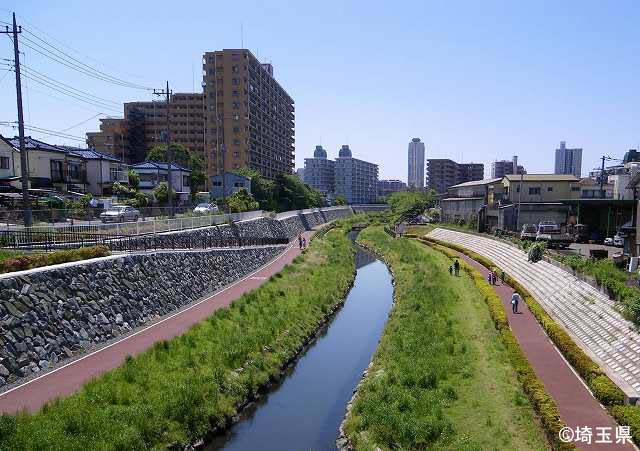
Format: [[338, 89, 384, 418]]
[[1, 0, 639, 181]]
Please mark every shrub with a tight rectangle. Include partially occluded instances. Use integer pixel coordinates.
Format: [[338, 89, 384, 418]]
[[0, 246, 110, 274], [527, 242, 546, 262], [612, 405, 640, 443]]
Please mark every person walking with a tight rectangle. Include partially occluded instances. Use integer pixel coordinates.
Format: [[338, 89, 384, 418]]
[[298, 234, 303, 250], [302, 237, 307, 249], [500, 270, 506, 285], [453, 259, 460, 276], [511, 292, 521, 314], [449, 265, 453, 276]]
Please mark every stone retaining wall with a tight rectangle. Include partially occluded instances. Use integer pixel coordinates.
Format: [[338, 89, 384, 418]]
[[0, 245, 284, 388]]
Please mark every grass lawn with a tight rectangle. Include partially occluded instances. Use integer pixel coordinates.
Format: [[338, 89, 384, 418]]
[[0, 249, 28, 262], [344, 227, 547, 450], [0, 226, 356, 450]]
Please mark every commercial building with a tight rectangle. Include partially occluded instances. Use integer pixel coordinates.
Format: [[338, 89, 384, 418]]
[[303, 145, 334, 196], [86, 118, 128, 162], [440, 178, 502, 224], [407, 137, 425, 189], [334, 145, 378, 204], [426, 158, 484, 194], [554, 141, 582, 177], [491, 156, 526, 178], [377, 179, 406, 198], [202, 49, 295, 179]]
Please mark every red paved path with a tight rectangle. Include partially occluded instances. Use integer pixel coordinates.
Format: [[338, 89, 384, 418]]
[[0, 232, 312, 414], [451, 250, 634, 450]]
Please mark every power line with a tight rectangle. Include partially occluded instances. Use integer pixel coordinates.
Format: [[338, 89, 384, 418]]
[[20, 63, 122, 106], [0, 121, 87, 142], [59, 112, 105, 132], [21, 28, 152, 90]]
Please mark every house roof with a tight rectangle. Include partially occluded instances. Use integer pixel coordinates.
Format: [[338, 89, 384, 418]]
[[131, 160, 191, 172], [449, 178, 501, 188], [59, 146, 123, 162], [503, 173, 579, 182], [8, 136, 67, 153]]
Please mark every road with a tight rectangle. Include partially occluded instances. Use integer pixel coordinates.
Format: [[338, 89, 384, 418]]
[[0, 232, 312, 414]]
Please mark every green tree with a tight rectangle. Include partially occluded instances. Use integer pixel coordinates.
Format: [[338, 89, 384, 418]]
[[147, 143, 206, 196], [226, 188, 259, 213], [272, 174, 323, 211], [233, 168, 276, 210], [128, 169, 140, 191], [153, 182, 175, 206], [387, 190, 436, 226], [334, 195, 346, 206]]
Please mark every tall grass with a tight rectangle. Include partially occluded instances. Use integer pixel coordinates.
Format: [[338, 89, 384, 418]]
[[0, 227, 355, 450], [344, 227, 547, 450]]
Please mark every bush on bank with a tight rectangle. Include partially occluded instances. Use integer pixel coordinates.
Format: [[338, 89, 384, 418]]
[[0, 227, 355, 450], [344, 228, 549, 450], [0, 245, 110, 274]]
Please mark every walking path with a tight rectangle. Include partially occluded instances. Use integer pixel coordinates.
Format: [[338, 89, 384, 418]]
[[430, 243, 633, 450], [429, 227, 640, 401], [0, 232, 313, 414]]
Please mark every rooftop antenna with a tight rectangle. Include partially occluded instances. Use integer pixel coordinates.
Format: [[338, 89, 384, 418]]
[[241, 23, 244, 48]]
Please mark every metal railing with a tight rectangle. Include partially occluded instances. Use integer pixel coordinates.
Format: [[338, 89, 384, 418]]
[[0, 230, 288, 253]]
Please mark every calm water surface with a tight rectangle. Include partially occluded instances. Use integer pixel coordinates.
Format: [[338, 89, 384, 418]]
[[207, 245, 393, 451]]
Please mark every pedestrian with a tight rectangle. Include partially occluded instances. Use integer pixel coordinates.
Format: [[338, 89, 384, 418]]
[[500, 270, 506, 285], [453, 259, 460, 276], [487, 273, 493, 284], [302, 237, 307, 249], [449, 265, 453, 276], [298, 234, 303, 250], [493, 270, 498, 285], [511, 292, 521, 314]]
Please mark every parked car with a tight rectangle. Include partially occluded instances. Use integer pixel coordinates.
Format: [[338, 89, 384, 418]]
[[99, 205, 140, 223], [520, 224, 538, 240], [193, 203, 219, 214], [567, 223, 589, 243], [614, 234, 624, 247], [535, 221, 572, 249]]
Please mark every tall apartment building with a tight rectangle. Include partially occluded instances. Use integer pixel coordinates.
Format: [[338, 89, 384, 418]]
[[407, 137, 425, 189], [303, 145, 335, 196], [377, 179, 407, 198], [426, 158, 484, 194], [334, 145, 378, 204], [554, 141, 582, 177], [491, 156, 526, 178], [86, 93, 205, 165], [202, 49, 295, 179]]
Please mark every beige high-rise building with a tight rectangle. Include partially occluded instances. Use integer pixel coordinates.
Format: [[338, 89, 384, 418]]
[[202, 49, 295, 179]]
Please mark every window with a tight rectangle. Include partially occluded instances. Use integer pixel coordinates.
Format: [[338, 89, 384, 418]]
[[212, 180, 222, 187], [0, 156, 9, 169], [571, 186, 580, 192], [528, 187, 541, 195], [233, 139, 241, 145], [233, 127, 240, 133], [547, 186, 553, 192], [183, 175, 190, 187], [232, 78, 239, 85], [50, 160, 63, 182]]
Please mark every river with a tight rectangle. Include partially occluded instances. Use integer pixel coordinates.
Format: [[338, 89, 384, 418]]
[[207, 243, 393, 451]]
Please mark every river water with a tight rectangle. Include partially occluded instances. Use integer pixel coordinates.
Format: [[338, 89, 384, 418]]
[[207, 244, 394, 451]]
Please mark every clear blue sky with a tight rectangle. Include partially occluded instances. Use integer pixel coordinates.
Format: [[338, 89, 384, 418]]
[[1, 0, 639, 180]]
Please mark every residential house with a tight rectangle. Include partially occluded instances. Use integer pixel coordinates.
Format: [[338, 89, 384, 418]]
[[60, 147, 129, 196], [439, 178, 502, 226], [0, 136, 20, 190], [209, 172, 251, 199], [130, 161, 191, 202], [6, 136, 87, 193]]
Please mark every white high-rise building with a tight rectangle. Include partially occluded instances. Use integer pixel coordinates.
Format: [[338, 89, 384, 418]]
[[554, 141, 582, 177], [407, 138, 425, 189]]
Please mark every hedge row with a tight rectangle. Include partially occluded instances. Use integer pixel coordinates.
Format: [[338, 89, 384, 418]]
[[420, 239, 574, 450], [419, 236, 625, 406], [0, 246, 111, 274]]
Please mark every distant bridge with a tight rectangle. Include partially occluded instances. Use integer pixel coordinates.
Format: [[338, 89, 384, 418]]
[[351, 204, 390, 213]]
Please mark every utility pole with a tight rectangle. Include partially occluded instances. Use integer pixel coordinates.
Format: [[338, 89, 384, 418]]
[[2, 13, 32, 226], [600, 155, 606, 199], [153, 81, 173, 217], [516, 172, 523, 232]]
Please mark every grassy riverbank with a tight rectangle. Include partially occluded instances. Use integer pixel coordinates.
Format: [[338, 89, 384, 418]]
[[344, 227, 548, 450], [0, 228, 355, 450]]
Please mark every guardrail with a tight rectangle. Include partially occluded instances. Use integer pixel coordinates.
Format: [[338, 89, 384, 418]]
[[0, 230, 288, 253]]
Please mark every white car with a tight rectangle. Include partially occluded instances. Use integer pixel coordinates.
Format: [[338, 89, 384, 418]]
[[99, 205, 140, 223], [614, 235, 624, 247], [604, 237, 614, 246], [193, 203, 219, 214]]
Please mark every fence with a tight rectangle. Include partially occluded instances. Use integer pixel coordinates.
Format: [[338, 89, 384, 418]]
[[1, 209, 265, 236], [0, 230, 288, 253]]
